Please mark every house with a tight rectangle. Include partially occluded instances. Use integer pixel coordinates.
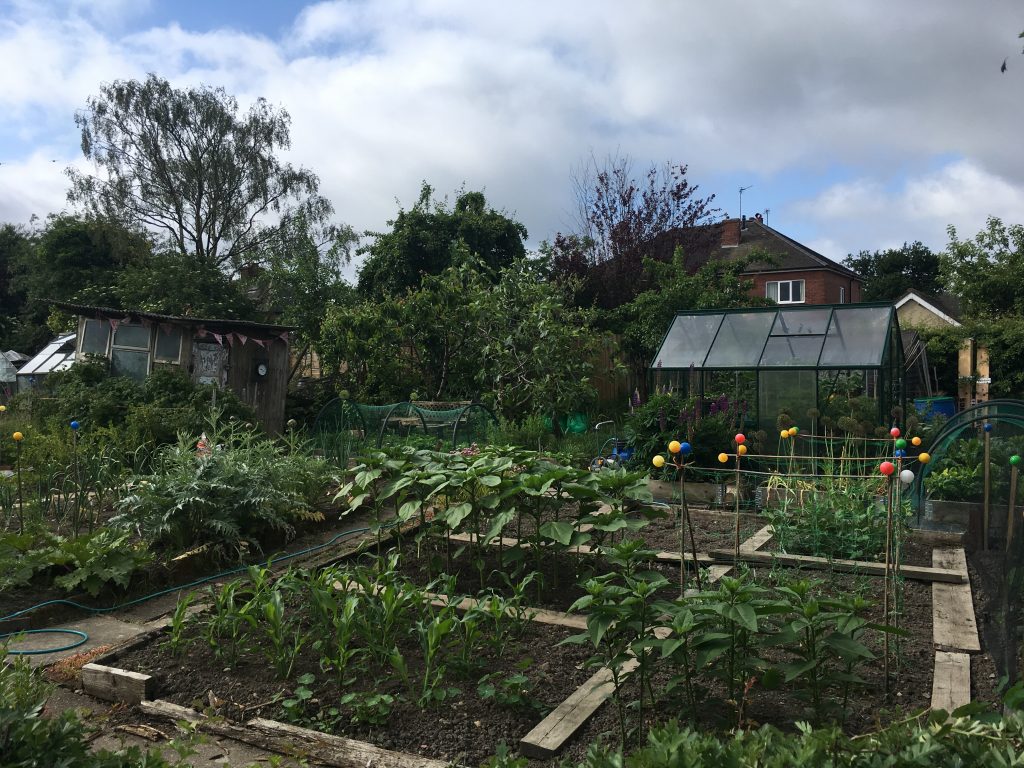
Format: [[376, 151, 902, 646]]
[[15, 334, 76, 393], [710, 215, 863, 306], [894, 290, 985, 410], [53, 303, 295, 433]]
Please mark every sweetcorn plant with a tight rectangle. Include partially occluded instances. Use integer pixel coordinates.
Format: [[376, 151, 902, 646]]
[[114, 416, 334, 560]]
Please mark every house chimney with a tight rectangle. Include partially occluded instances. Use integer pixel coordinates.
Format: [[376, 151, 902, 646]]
[[754, 212, 763, 224], [720, 218, 741, 248]]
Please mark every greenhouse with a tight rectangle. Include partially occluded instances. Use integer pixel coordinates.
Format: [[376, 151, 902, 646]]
[[650, 303, 905, 434]]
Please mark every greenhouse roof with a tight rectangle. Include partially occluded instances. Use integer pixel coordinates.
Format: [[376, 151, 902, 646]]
[[651, 304, 897, 370]]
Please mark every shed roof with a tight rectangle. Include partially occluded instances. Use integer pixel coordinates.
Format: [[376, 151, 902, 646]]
[[52, 302, 296, 335], [651, 304, 897, 370], [18, 334, 76, 377]]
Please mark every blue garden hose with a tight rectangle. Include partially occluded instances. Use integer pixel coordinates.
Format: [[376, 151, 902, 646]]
[[1, 523, 379, 655]]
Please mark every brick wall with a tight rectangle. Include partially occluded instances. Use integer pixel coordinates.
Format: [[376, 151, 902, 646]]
[[747, 269, 862, 305]]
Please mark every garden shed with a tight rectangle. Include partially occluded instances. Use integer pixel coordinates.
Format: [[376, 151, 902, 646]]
[[54, 303, 294, 434], [650, 304, 905, 434]]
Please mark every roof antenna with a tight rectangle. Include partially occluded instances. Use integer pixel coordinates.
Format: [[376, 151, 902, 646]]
[[764, 208, 771, 225], [739, 185, 753, 228]]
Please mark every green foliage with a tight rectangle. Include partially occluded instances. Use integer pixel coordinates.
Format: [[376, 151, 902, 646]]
[[49, 529, 153, 597], [321, 257, 598, 421], [115, 250, 256, 317], [942, 216, 1024, 316], [765, 483, 908, 561], [0, 654, 185, 767], [576, 712, 1024, 768], [0, 529, 151, 597], [925, 435, 1024, 503], [623, 391, 746, 469], [843, 241, 942, 301], [68, 73, 332, 275], [114, 416, 333, 560], [357, 182, 527, 299], [477, 659, 548, 716]]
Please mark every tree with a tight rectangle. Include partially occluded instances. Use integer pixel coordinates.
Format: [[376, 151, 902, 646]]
[[115, 250, 256, 318], [357, 183, 527, 298], [941, 216, 1024, 316], [550, 154, 719, 310], [320, 257, 598, 423], [67, 74, 331, 274], [611, 250, 769, 394], [5, 215, 151, 351], [249, 213, 358, 378], [842, 241, 942, 301], [0, 224, 33, 350]]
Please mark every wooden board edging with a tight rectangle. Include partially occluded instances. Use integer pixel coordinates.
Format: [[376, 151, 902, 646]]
[[706, 548, 966, 583], [518, 525, 773, 759], [81, 663, 154, 704], [140, 699, 455, 768]]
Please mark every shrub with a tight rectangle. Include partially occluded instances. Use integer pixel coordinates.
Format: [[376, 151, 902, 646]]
[[113, 415, 335, 560]]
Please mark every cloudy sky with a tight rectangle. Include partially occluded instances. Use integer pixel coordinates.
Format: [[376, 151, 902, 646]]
[[0, 0, 1022, 268]]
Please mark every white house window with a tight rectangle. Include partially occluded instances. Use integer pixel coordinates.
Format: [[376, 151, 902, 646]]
[[839, 286, 846, 304], [766, 280, 805, 304]]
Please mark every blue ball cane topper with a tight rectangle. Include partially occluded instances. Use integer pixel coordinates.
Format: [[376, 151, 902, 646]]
[[679, 441, 692, 456], [984, 423, 993, 433], [69, 420, 80, 431]]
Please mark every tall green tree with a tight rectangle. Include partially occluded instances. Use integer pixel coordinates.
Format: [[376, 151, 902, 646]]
[[67, 73, 332, 275], [250, 213, 358, 376], [356, 183, 527, 298], [5, 215, 151, 350], [842, 241, 942, 301], [942, 216, 1024, 315], [0, 224, 33, 350]]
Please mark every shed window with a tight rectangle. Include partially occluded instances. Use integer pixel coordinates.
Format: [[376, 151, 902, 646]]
[[82, 319, 109, 355], [113, 323, 150, 349], [767, 280, 805, 304], [154, 328, 183, 362], [110, 349, 149, 381]]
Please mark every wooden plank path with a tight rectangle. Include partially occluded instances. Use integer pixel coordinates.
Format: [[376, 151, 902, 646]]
[[931, 651, 972, 713], [706, 548, 966, 583], [519, 525, 774, 759], [930, 547, 977, 713], [931, 548, 980, 652]]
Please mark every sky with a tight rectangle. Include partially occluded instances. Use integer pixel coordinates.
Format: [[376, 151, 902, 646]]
[[0, 0, 1022, 270]]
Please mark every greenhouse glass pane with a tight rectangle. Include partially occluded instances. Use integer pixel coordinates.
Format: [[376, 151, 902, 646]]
[[704, 312, 773, 367], [819, 307, 890, 367], [771, 308, 832, 336], [652, 314, 723, 369], [760, 335, 826, 366], [759, 370, 816, 433]]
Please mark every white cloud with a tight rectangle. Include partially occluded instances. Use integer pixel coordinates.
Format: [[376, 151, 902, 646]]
[[791, 159, 1024, 260], [0, 0, 1023, 262]]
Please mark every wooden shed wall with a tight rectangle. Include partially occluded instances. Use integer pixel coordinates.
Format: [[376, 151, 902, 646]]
[[222, 337, 289, 434]]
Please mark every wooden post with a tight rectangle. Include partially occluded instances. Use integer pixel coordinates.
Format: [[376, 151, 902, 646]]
[[984, 425, 991, 550], [1007, 464, 1019, 553], [15, 438, 23, 535]]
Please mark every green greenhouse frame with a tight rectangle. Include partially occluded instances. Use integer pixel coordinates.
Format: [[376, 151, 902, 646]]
[[649, 303, 905, 434]]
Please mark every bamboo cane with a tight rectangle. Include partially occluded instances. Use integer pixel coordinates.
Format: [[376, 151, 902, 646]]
[[1007, 463, 1019, 553]]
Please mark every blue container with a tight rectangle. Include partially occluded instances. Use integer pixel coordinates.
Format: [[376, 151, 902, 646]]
[[914, 396, 956, 420]]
